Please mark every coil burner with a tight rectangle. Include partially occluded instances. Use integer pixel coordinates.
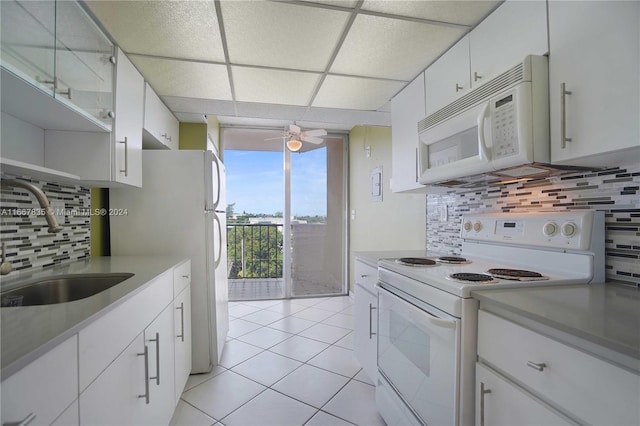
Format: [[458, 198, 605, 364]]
[[448, 273, 496, 283], [487, 268, 549, 281], [395, 257, 437, 266], [437, 256, 470, 264]]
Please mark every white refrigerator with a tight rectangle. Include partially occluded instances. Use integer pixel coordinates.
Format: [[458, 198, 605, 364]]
[[109, 150, 228, 374]]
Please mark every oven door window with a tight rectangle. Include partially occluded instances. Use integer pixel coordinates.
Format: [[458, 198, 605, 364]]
[[378, 287, 460, 426]]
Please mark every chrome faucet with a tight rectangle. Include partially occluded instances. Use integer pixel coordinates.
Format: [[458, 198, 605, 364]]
[[1, 179, 63, 233]]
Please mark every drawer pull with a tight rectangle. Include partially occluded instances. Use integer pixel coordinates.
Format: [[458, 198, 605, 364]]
[[480, 382, 491, 426], [368, 303, 377, 339], [148, 332, 160, 385], [137, 345, 150, 404], [3, 412, 36, 426], [177, 302, 185, 342], [526, 361, 547, 372], [182, 274, 190, 279], [360, 274, 368, 278]]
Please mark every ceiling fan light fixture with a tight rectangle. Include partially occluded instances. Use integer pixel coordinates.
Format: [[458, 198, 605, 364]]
[[287, 138, 302, 152]]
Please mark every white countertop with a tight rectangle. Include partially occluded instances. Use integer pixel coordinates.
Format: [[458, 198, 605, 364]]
[[1, 255, 187, 379]]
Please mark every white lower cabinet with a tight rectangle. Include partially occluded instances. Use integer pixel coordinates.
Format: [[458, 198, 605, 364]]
[[1, 335, 78, 426], [174, 286, 192, 403], [353, 259, 378, 381], [475, 363, 571, 426]]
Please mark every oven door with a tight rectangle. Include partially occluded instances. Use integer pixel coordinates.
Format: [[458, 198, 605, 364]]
[[377, 283, 460, 426]]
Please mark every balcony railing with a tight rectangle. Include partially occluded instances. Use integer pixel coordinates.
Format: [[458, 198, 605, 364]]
[[227, 223, 283, 279]]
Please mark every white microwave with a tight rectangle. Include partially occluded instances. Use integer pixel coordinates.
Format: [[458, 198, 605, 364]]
[[418, 55, 550, 186]]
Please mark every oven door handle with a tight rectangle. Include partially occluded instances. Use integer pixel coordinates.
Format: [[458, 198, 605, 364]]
[[379, 285, 457, 330]]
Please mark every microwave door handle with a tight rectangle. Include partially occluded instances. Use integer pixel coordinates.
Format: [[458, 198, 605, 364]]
[[477, 102, 491, 161]]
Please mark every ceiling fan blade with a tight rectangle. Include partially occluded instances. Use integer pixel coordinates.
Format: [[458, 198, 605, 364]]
[[301, 129, 327, 137], [301, 136, 324, 144], [289, 124, 301, 135], [264, 136, 287, 141]]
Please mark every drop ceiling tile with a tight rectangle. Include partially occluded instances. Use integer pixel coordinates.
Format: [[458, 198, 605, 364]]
[[362, 0, 501, 26], [85, 0, 224, 61], [232, 66, 321, 106], [221, 0, 350, 71], [312, 75, 404, 110], [330, 14, 465, 80], [218, 116, 293, 128], [131, 56, 232, 100], [302, 0, 360, 8]]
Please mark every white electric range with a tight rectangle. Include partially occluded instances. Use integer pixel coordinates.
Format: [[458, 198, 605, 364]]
[[375, 210, 605, 426]]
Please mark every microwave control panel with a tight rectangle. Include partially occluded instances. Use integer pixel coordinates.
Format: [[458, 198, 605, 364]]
[[491, 91, 519, 159]]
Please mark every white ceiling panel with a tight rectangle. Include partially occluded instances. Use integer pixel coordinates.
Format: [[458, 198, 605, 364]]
[[330, 13, 466, 80], [300, 0, 360, 9], [85, 0, 225, 62], [232, 66, 321, 105], [313, 75, 405, 110], [361, 0, 501, 26], [221, 0, 350, 71], [217, 116, 293, 128], [131, 56, 232, 100]]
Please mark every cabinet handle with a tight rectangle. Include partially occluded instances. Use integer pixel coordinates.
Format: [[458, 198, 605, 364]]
[[480, 382, 491, 426], [182, 274, 190, 279], [474, 71, 482, 82], [455, 83, 463, 92], [177, 302, 185, 342], [109, 55, 117, 65], [36, 76, 57, 88], [119, 137, 128, 176], [55, 87, 72, 99], [107, 111, 115, 119], [148, 332, 160, 385], [368, 303, 377, 339], [360, 274, 368, 278], [560, 83, 572, 148], [3, 412, 36, 426], [526, 361, 547, 372], [161, 133, 172, 142], [137, 345, 150, 404]]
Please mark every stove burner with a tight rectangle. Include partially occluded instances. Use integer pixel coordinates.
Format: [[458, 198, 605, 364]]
[[449, 273, 496, 283], [487, 268, 549, 281], [437, 256, 469, 264], [396, 257, 437, 266]]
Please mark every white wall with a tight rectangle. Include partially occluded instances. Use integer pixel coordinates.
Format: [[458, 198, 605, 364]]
[[348, 126, 426, 291]]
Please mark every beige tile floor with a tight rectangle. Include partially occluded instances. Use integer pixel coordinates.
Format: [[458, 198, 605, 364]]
[[170, 296, 386, 426]]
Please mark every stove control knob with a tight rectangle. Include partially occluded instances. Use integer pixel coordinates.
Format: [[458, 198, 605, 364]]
[[561, 222, 577, 237], [543, 221, 558, 236], [473, 221, 482, 232], [463, 221, 472, 232]]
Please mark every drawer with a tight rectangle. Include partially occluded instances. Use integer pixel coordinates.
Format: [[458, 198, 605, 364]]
[[173, 260, 191, 296], [78, 270, 173, 391], [478, 310, 640, 425], [354, 259, 377, 289], [1, 335, 78, 426]]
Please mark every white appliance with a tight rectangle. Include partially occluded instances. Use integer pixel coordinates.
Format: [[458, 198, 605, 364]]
[[418, 55, 551, 186], [375, 210, 605, 426], [110, 150, 228, 374]]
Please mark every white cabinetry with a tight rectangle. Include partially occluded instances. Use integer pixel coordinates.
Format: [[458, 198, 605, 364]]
[[44, 48, 144, 187], [143, 82, 179, 150], [548, 1, 640, 166], [391, 74, 426, 193], [1, 335, 78, 426], [353, 259, 378, 381], [424, 0, 547, 115], [477, 310, 640, 426]]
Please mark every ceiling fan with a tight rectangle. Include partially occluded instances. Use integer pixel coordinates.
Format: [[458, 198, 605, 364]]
[[266, 124, 327, 152]]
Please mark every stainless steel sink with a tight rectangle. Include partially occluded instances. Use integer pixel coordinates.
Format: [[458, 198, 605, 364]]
[[0, 273, 134, 307]]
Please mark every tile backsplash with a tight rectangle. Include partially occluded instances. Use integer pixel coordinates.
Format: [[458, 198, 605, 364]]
[[0, 173, 91, 273], [427, 165, 640, 287]]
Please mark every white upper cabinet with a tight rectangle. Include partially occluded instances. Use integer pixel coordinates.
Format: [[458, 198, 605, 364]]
[[548, 1, 640, 166], [143, 82, 180, 150], [469, 0, 548, 89], [0, 0, 114, 132], [391, 73, 427, 192], [44, 48, 144, 188], [424, 36, 470, 116]]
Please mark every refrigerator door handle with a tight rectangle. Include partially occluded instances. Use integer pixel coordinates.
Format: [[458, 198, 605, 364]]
[[213, 213, 222, 268]]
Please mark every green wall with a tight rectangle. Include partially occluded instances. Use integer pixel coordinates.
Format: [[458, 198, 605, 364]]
[[179, 123, 208, 150]]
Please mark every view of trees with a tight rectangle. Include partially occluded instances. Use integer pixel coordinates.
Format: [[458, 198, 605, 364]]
[[227, 224, 283, 279]]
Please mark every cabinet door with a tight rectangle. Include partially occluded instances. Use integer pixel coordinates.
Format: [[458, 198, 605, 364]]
[[354, 281, 377, 381], [549, 1, 640, 165], [144, 304, 176, 425], [391, 73, 426, 193], [79, 334, 148, 425], [470, 0, 548, 88], [424, 35, 470, 115], [55, 0, 114, 129], [475, 363, 572, 426], [1, 335, 78, 426], [143, 82, 179, 150], [174, 286, 192, 402], [113, 48, 144, 187]]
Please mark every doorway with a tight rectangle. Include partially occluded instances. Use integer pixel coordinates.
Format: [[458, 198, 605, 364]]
[[223, 127, 348, 301]]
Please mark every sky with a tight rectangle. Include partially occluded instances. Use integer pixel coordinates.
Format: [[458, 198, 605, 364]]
[[224, 147, 327, 217]]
